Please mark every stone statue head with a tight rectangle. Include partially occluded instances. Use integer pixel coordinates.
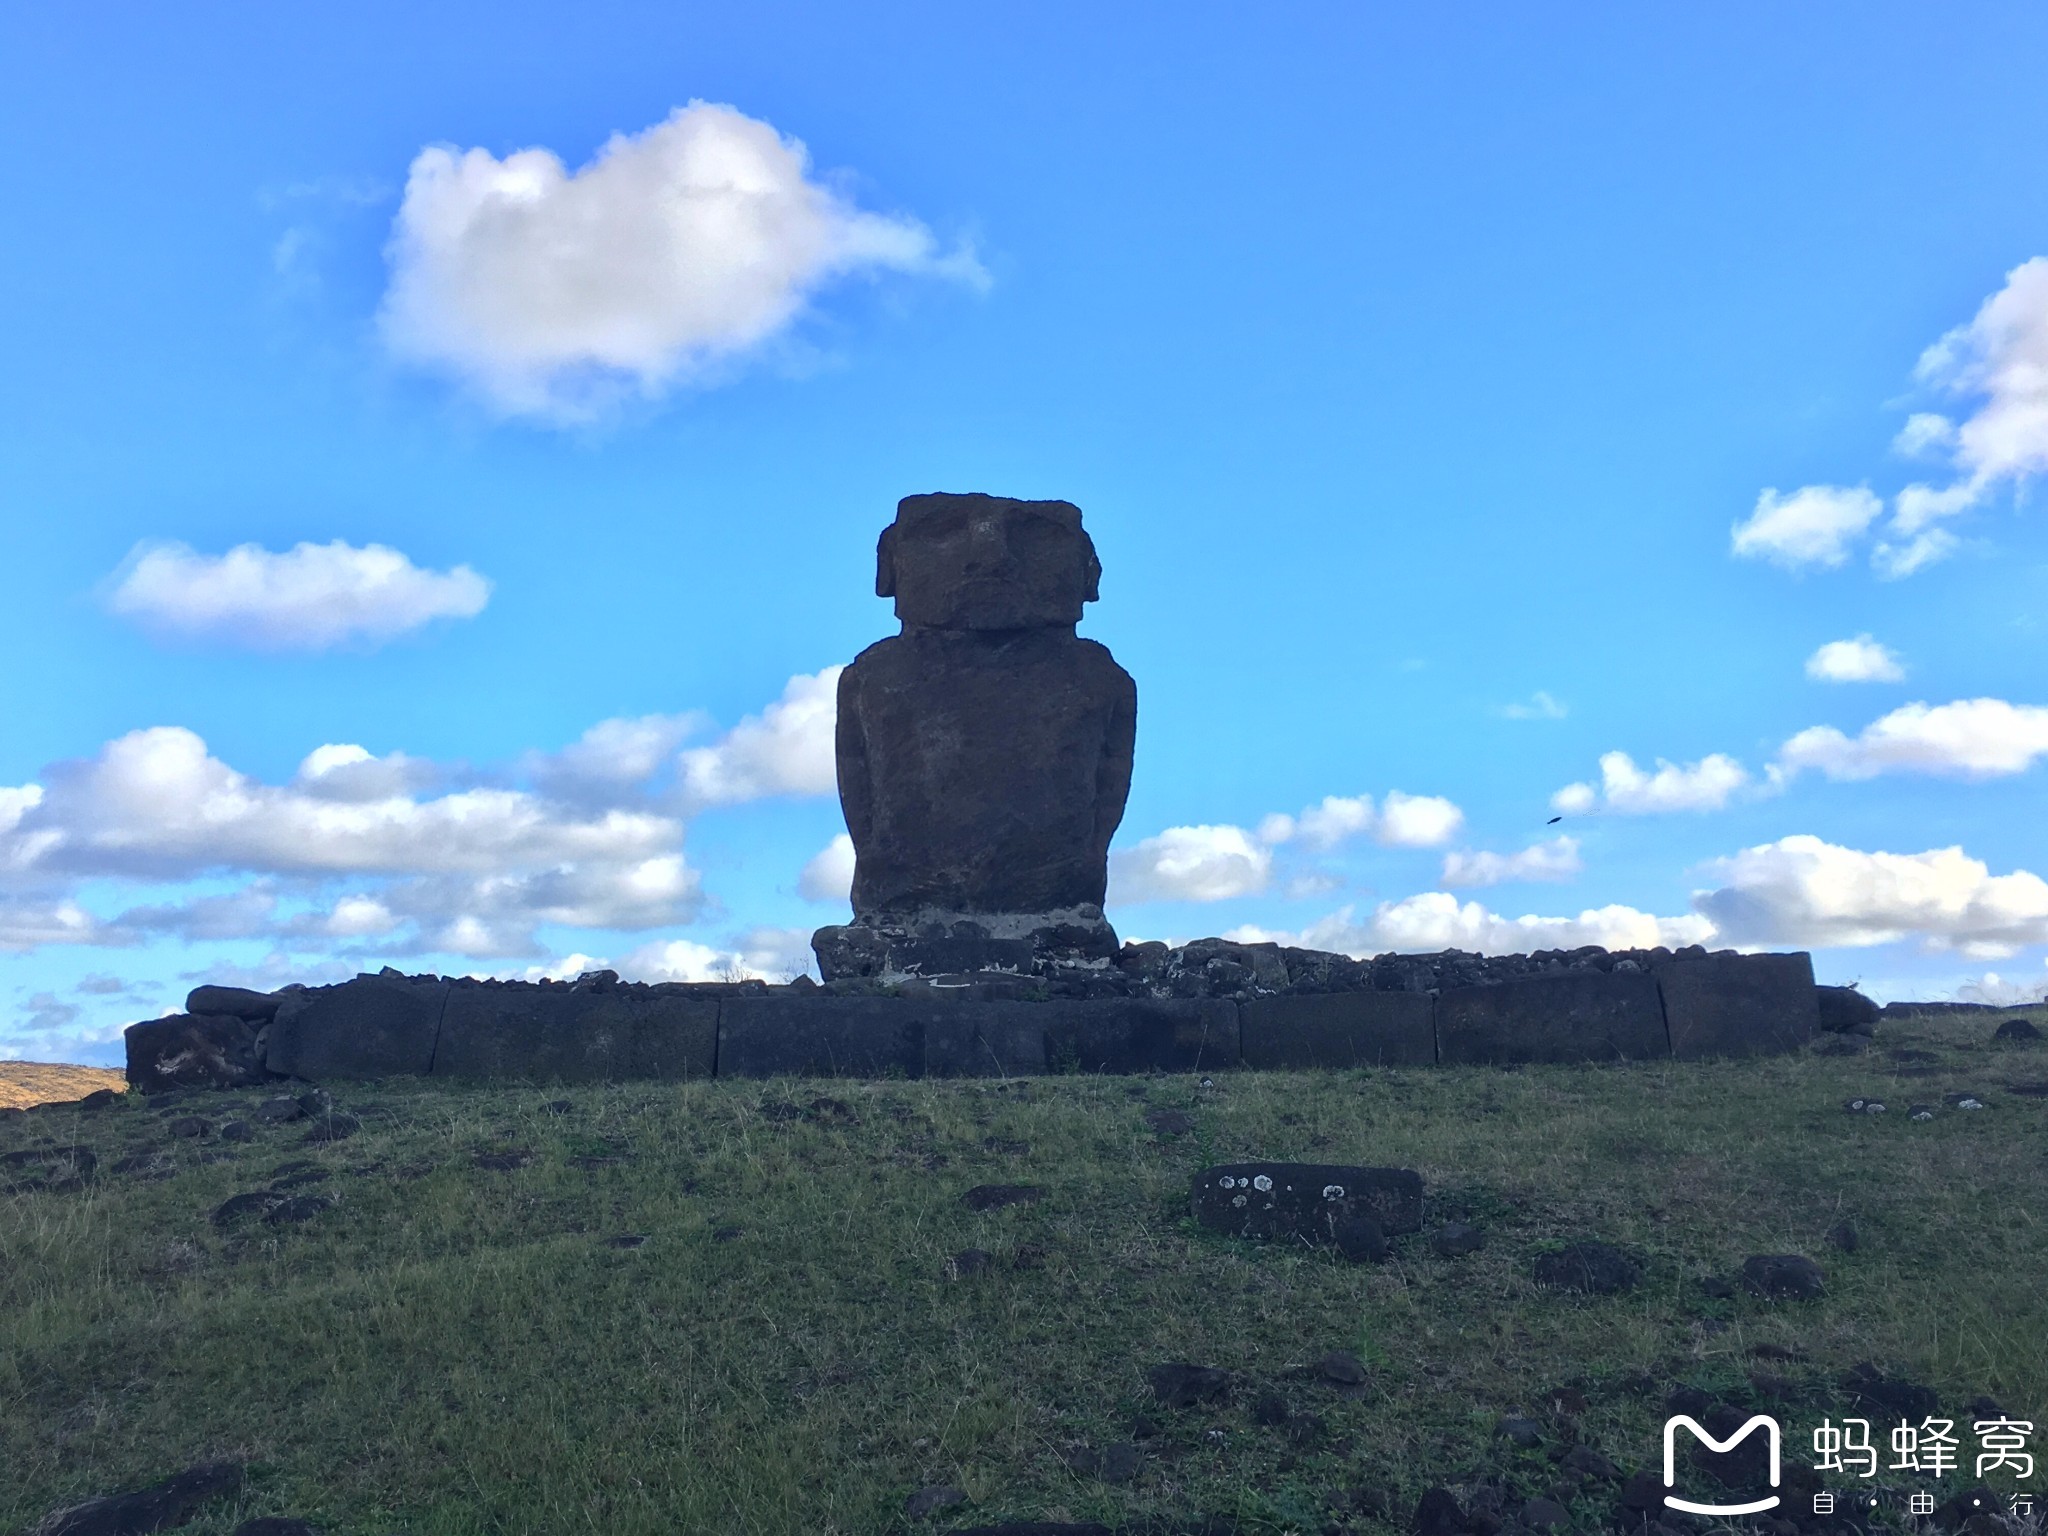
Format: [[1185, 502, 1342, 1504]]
[[877, 493, 1102, 630]]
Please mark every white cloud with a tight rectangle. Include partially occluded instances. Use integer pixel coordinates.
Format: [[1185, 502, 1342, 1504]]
[[1110, 824, 1274, 904], [619, 926, 813, 983], [1909, 255, 2048, 497], [1550, 751, 1750, 815], [1693, 834, 2048, 959], [105, 540, 490, 651], [1498, 690, 1567, 720], [1730, 485, 1883, 570], [1804, 635, 1905, 684], [1441, 836, 1581, 890], [1235, 893, 1712, 958], [378, 101, 986, 421], [677, 667, 841, 811], [1257, 791, 1464, 851], [1776, 698, 2048, 781], [799, 832, 855, 904], [294, 744, 442, 801], [0, 899, 107, 953], [1892, 412, 1959, 458], [526, 713, 705, 807], [1956, 967, 2048, 1005]]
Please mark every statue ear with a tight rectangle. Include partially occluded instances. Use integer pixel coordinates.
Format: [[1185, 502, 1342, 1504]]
[[875, 525, 897, 598]]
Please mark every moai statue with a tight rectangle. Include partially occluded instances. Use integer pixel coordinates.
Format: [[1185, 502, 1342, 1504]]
[[811, 493, 1137, 981]]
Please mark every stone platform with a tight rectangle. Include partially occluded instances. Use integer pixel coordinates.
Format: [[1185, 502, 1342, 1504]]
[[124, 947, 1843, 1094]]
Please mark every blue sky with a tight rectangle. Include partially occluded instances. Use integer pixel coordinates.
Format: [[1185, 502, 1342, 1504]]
[[6, 3, 2048, 1066]]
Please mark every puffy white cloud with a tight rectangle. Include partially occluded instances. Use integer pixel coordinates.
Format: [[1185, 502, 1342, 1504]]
[[1730, 485, 1883, 570], [1892, 412, 1959, 458], [1776, 698, 2048, 781], [378, 101, 986, 420], [677, 668, 841, 811], [525, 713, 705, 806], [1693, 834, 2048, 958], [1804, 635, 1905, 684], [0, 899, 107, 953], [1441, 836, 1581, 890], [1110, 825, 1274, 904], [620, 926, 813, 983], [1237, 893, 1712, 958], [799, 832, 855, 904], [1550, 751, 1750, 815], [105, 540, 490, 651], [294, 744, 441, 802], [1257, 791, 1464, 851], [1907, 255, 2048, 495], [10, 726, 678, 880], [1498, 690, 1567, 720]]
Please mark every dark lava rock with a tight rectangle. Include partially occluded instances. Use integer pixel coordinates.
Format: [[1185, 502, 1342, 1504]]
[[1143, 1107, 1194, 1135], [1825, 1221, 1860, 1252], [167, 1116, 210, 1138], [125, 1012, 276, 1094], [1816, 985, 1880, 1033], [1533, 1241, 1640, 1294], [1496, 1415, 1543, 1447], [29, 1458, 244, 1536], [3, 1145, 97, 1191], [301, 1111, 360, 1144], [603, 1234, 648, 1250], [1521, 1496, 1570, 1531], [963, 1183, 1044, 1211], [1316, 1350, 1367, 1385], [1994, 1017, 2042, 1041], [219, 1120, 253, 1142], [947, 1248, 994, 1278], [1334, 1213, 1389, 1263], [212, 1191, 292, 1227], [186, 985, 286, 1021], [1840, 1361, 1938, 1419], [1413, 1486, 1466, 1536], [815, 493, 1134, 981], [1148, 1362, 1230, 1409], [77, 1088, 122, 1111], [1059, 1442, 1103, 1477], [256, 1097, 305, 1123], [1100, 1442, 1142, 1484], [1190, 1163, 1423, 1251], [1742, 1254, 1825, 1300], [1248, 1390, 1291, 1426], [905, 1484, 969, 1519], [1430, 1221, 1486, 1256], [263, 1194, 332, 1225], [231, 1519, 320, 1536], [268, 1167, 330, 1191], [1563, 1445, 1622, 1480]]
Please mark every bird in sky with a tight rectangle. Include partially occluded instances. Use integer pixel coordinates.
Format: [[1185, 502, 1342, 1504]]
[[1546, 815, 1563, 824]]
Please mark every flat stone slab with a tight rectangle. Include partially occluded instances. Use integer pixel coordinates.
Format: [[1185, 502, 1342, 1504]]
[[926, 997, 1238, 1076], [265, 974, 448, 1080], [1657, 951, 1816, 1059], [1191, 1162, 1424, 1245], [718, 994, 927, 1079], [1436, 970, 1667, 1064], [1239, 991, 1435, 1069], [433, 986, 715, 1082]]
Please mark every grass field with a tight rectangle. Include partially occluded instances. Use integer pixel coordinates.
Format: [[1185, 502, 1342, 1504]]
[[4, 1008, 2046, 1536]]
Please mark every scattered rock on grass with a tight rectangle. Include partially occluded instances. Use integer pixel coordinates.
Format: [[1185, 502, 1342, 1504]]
[[301, 1111, 359, 1144], [1532, 1241, 1640, 1294], [28, 1458, 244, 1536], [1413, 1486, 1466, 1536], [904, 1484, 968, 1519], [1994, 1018, 2042, 1042], [1944, 1091, 1990, 1110], [1843, 1096, 1887, 1114], [77, 1088, 121, 1111], [1430, 1221, 1485, 1256], [1148, 1362, 1230, 1409], [257, 1098, 305, 1123], [1496, 1415, 1543, 1448], [1143, 1107, 1194, 1135], [1563, 1445, 1622, 1479], [220, 1120, 253, 1142], [1316, 1350, 1366, 1386], [1741, 1254, 1825, 1300], [168, 1116, 210, 1138], [1248, 1390, 1290, 1426], [1521, 1496, 1570, 1530], [1840, 1361, 1938, 1419], [947, 1248, 994, 1279]]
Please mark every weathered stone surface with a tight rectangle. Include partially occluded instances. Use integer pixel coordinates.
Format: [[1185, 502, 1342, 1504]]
[[1033, 998, 1237, 1075], [718, 994, 925, 1079], [1658, 951, 1817, 1059], [1147, 1362, 1230, 1409], [1994, 1017, 2043, 1041], [1239, 990, 1434, 1069], [1741, 1253, 1825, 1300], [433, 986, 715, 1082], [185, 984, 286, 1021], [819, 494, 1136, 977], [29, 1459, 244, 1536], [124, 1012, 276, 1094], [264, 974, 448, 1080], [1191, 1162, 1424, 1246], [1815, 984, 1879, 1033], [1437, 971, 1668, 1065]]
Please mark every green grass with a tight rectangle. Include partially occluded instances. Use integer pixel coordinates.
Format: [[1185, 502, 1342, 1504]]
[[4, 1011, 2046, 1536]]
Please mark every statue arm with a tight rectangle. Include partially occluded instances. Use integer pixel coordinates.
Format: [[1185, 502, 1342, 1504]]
[[1094, 668, 1137, 850], [836, 663, 874, 849]]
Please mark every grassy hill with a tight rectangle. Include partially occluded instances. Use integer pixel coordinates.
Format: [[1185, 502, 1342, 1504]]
[[3, 1009, 2045, 1536]]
